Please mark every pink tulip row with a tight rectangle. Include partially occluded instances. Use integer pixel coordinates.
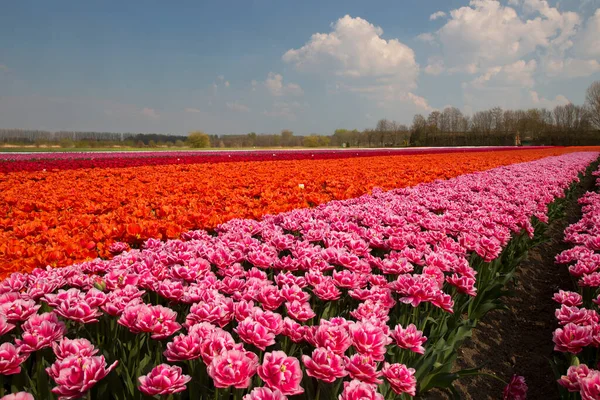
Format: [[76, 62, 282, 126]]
[[0, 152, 596, 399], [553, 166, 600, 399]]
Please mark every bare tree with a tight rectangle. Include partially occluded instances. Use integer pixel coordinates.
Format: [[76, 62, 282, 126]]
[[586, 81, 600, 129]]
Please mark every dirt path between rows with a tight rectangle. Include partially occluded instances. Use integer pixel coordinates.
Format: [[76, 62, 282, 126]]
[[427, 169, 597, 399]]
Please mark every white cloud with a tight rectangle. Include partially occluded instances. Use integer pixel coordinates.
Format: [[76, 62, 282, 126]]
[[417, 33, 436, 43], [425, 0, 580, 72], [545, 57, 600, 78], [424, 58, 445, 75], [226, 101, 250, 113], [184, 107, 201, 113], [140, 107, 159, 119], [283, 15, 418, 85], [468, 60, 538, 88], [430, 11, 447, 21], [217, 75, 225, 81], [573, 9, 600, 58], [283, 15, 421, 113], [403, 93, 434, 112], [264, 72, 304, 96], [529, 90, 570, 108]]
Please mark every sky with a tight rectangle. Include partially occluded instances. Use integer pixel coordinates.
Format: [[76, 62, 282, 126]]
[[1, 0, 600, 135]]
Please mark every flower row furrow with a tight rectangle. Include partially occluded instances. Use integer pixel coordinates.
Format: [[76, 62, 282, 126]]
[[0, 151, 596, 399], [0, 147, 589, 276]]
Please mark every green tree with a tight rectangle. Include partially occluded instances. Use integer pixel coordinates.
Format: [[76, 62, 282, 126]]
[[187, 131, 210, 148]]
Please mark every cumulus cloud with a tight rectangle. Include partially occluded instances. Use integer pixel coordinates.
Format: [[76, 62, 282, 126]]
[[140, 107, 159, 119], [468, 60, 538, 89], [430, 11, 447, 20], [529, 90, 570, 108], [545, 57, 600, 78], [424, 58, 445, 75], [226, 101, 250, 113], [283, 15, 418, 85], [425, 0, 579, 72], [283, 15, 423, 114], [264, 72, 304, 96], [573, 9, 600, 58]]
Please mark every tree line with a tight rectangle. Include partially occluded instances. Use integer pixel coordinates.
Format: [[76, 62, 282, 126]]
[[2, 82, 600, 148]]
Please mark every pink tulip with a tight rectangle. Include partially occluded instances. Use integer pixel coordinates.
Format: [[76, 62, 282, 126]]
[[302, 347, 348, 383], [314, 324, 352, 355], [285, 301, 315, 322], [381, 363, 417, 396], [138, 364, 191, 396], [0, 299, 40, 322], [312, 280, 342, 301], [558, 364, 590, 392], [553, 290, 583, 307], [0, 343, 28, 375], [84, 288, 108, 307], [339, 380, 384, 400], [281, 317, 305, 343], [257, 351, 304, 395], [0, 393, 34, 400], [243, 387, 288, 400], [200, 329, 242, 365], [0, 315, 16, 336], [136, 304, 181, 339], [580, 370, 600, 400], [503, 375, 527, 400], [207, 349, 259, 388], [252, 309, 284, 335], [53, 338, 98, 360], [553, 323, 593, 354], [46, 355, 118, 399], [16, 313, 66, 353], [117, 303, 145, 333], [54, 297, 102, 324], [391, 324, 427, 354], [349, 322, 392, 361], [164, 332, 203, 362], [344, 354, 383, 385], [235, 317, 276, 350], [256, 286, 284, 311]]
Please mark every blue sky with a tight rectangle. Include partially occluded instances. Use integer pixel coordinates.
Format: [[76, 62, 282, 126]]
[[1, 0, 599, 135]]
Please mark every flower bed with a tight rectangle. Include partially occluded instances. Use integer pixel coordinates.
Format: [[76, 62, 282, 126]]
[[0, 148, 590, 276], [0, 151, 596, 399], [552, 165, 600, 399], [0, 147, 548, 173]]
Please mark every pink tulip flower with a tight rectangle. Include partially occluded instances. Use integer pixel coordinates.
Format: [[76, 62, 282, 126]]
[[381, 363, 417, 396], [207, 349, 259, 388], [257, 351, 304, 395]]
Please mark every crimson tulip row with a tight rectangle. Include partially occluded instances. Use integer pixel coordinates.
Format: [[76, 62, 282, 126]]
[[552, 166, 600, 399], [0, 151, 596, 400], [0, 147, 545, 173]]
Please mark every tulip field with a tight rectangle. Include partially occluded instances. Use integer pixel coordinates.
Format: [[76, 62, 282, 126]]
[[1, 147, 600, 400]]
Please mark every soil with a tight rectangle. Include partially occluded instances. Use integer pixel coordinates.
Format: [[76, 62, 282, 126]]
[[423, 169, 597, 400]]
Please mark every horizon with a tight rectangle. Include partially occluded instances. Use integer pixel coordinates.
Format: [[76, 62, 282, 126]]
[[1, 0, 599, 135]]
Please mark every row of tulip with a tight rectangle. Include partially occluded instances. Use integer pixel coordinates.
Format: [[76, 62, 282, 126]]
[[553, 166, 600, 399], [0, 147, 541, 173], [0, 148, 589, 276], [0, 151, 597, 399]]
